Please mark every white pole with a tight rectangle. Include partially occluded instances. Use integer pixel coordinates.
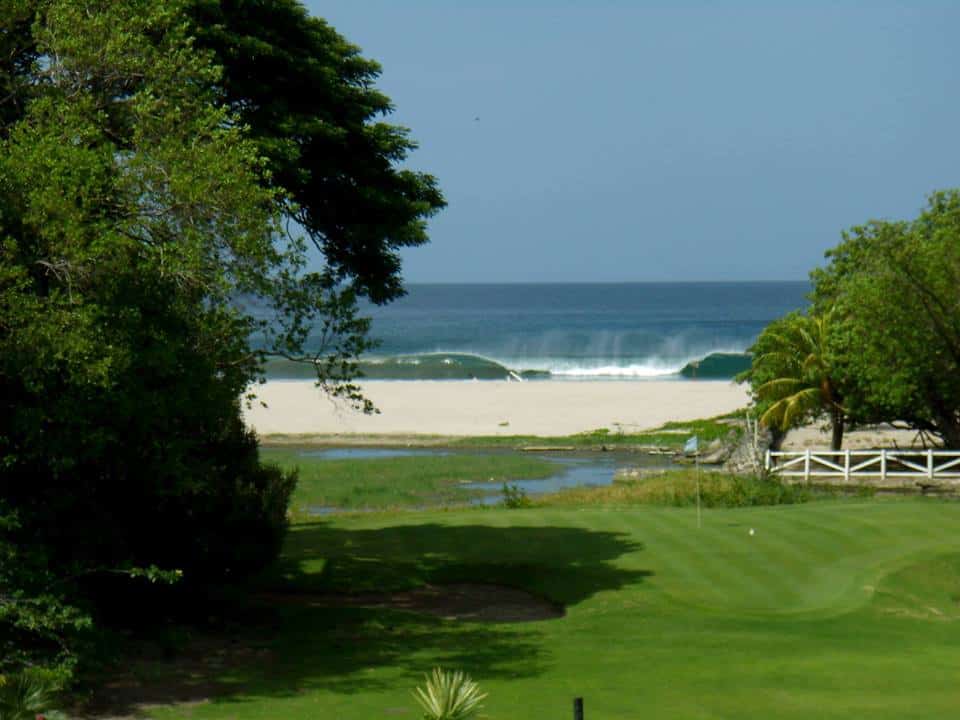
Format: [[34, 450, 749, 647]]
[[696, 449, 701, 529]]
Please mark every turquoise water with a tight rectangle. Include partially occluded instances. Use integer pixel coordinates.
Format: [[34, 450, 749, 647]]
[[262, 281, 808, 380]]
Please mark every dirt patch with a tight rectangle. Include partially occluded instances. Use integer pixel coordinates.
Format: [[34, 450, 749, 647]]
[[76, 638, 276, 720], [261, 582, 565, 623]]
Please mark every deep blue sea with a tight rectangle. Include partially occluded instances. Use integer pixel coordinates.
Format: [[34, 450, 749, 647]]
[[265, 282, 809, 381]]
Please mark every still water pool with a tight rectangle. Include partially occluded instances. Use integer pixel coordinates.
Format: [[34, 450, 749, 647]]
[[298, 447, 674, 513]]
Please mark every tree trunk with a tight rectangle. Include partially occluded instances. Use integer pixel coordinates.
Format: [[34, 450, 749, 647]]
[[937, 418, 960, 450], [769, 426, 787, 451], [830, 407, 845, 450]]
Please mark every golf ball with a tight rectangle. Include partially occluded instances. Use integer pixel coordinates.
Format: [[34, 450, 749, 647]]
[[749, 528, 755, 536]]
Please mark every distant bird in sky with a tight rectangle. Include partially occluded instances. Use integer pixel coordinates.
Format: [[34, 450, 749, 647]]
[[474, 116, 480, 121]]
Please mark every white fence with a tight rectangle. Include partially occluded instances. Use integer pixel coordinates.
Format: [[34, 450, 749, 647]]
[[765, 449, 960, 485]]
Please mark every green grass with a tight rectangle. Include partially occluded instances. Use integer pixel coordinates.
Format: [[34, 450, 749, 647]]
[[261, 448, 558, 513], [536, 469, 812, 508], [143, 497, 960, 720]]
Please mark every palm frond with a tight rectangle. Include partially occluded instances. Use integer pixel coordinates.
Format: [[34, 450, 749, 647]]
[[756, 377, 806, 399], [760, 387, 822, 430], [754, 349, 803, 369], [749, 308, 842, 434], [0, 672, 61, 720]]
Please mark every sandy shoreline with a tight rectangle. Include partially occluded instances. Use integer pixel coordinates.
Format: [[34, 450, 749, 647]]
[[245, 380, 750, 438]]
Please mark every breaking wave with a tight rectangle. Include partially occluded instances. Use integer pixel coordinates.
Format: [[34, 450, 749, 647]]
[[264, 351, 752, 381]]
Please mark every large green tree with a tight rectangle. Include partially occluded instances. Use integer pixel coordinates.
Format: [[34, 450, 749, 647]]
[[811, 191, 960, 448], [189, 0, 446, 305], [0, 0, 443, 676]]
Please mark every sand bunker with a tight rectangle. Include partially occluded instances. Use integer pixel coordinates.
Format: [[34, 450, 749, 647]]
[[263, 582, 564, 623]]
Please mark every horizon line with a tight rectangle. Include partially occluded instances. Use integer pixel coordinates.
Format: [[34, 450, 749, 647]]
[[400, 279, 811, 286]]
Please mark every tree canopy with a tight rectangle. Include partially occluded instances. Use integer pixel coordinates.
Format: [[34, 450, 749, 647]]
[[0, 0, 443, 679], [810, 191, 960, 448], [744, 190, 960, 451], [189, 0, 445, 304]]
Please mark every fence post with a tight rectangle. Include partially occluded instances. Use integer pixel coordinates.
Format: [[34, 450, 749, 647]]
[[573, 697, 584, 720], [928, 449, 934, 481], [765, 450, 771, 472], [844, 449, 850, 483], [880, 449, 886, 483], [804, 449, 811, 483]]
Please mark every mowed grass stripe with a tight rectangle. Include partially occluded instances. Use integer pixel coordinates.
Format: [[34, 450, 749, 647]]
[[692, 516, 802, 610], [643, 507, 767, 607], [665, 506, 828, 610], [622, 507, 776, 610]]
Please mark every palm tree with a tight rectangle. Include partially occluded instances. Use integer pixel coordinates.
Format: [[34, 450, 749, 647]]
[[743, 310, 845, 450]]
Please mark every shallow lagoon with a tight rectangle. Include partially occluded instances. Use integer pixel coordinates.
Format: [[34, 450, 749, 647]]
[[296, 447, 674, 513]]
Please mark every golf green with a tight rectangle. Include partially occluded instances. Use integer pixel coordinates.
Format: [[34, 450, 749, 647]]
[[153, 499, 960, 719]]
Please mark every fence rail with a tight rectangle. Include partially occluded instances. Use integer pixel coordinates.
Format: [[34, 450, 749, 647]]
[[766, 449, 960, 485]]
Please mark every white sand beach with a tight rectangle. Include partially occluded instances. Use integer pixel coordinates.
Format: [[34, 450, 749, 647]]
[[245, 380, 750, 438], [782, 424, 929, 450]]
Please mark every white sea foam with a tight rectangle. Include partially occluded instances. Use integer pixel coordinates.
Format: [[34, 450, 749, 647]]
[[550, 364, 682, 378]]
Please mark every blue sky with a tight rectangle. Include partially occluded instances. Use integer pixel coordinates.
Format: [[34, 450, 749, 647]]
[[307, 1, 959, 283]]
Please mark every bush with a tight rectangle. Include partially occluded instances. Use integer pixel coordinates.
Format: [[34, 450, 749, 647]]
[[636, 472, 811, 508], [412, 668, 487, 720], [0, 408, 297, 679], [501, 483, 531, 509], [539, 470, 811, 508]]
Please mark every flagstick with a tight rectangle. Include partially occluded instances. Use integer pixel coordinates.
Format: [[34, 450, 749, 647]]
[[696, 449, 701, 529]]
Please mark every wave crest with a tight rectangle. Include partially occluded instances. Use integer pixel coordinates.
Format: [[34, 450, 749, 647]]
[[264, 351, 752, 381]]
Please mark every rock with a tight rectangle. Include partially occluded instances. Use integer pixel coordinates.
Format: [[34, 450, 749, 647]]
[[724, 421, 774, 475], [700, 448, 730, 464]]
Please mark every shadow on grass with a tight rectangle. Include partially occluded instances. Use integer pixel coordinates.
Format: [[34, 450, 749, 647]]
[[269, 521, 650, 604], [89, 520, 650, 714]]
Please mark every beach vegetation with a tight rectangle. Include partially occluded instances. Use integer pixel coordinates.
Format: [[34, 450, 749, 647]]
[[0, 0, 440, 682], [738, 310, 845, 449], [811, 190, 960, 448], [442, 414, 741, 451]]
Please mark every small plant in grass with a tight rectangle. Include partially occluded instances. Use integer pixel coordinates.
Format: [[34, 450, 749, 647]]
[[412, 667, 487, 720], [0, 670, 66, 720], [502, 482, 531, 508]]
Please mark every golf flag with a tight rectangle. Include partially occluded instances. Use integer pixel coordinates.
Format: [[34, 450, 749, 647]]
[[684, 435, 699, 455]]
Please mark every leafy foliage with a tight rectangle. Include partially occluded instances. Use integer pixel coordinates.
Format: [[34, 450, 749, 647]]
[[738, 311, 844, 449], [412, 668, 487, 720], [0, 0, 440, 681], [810, 191, 960, 447], [0, 670, 64, 720], [501, 482, 532, 509], [188, 0, 446, 304]]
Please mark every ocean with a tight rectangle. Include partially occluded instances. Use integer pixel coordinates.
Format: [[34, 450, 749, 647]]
[[264, 282, 809, 381]]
